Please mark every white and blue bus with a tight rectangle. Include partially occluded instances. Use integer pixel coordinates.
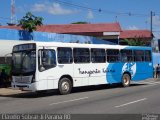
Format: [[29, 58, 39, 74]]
[[11, 42, 153, 94]]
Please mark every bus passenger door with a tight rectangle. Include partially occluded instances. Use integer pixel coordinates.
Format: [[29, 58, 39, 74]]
[[37, 47, 57, 90]]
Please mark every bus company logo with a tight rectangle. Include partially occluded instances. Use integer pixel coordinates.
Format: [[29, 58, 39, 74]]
[[122, 63, 136, 78]]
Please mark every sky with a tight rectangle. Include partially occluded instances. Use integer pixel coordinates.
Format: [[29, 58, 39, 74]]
[[0, 0, 160, 38]]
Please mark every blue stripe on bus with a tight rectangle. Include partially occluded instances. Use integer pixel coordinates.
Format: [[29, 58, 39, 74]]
[[106, 63, 123, 84], [106, 62, 153, 84], [124, 46, 152, 50]]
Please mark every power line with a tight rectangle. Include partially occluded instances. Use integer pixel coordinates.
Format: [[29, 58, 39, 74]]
[[54, 0, 149, 17], [0, 17, 11, 20], [55, 0, 160, 32], [0, 16, 19, 22], [54, 0, 99, 12], [0, 16, 19, 25]]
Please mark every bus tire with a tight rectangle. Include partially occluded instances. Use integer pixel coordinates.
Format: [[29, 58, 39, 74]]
[[58, 78, 72, 95], [122, 73, 131, 87]]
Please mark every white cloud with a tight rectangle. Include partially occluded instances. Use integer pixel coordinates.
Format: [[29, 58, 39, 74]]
[[48, 3, 77, 15], [87, 10, 94, 19], [31, 2, 78, 15], [128, 25, 139, 30], [152, 15, 160, 26], [32, 4, 46, 12]]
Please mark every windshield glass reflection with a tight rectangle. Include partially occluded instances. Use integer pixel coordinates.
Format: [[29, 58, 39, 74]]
[[12, 50, 36, 73]]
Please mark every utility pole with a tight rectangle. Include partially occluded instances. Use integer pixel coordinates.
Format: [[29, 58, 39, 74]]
[[150, 11, 155, 47], [150, 11, 153, 34], [150, 11, 155, 34]]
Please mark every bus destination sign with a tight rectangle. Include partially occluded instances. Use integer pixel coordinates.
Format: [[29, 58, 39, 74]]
[[13, 44, 36, 52]]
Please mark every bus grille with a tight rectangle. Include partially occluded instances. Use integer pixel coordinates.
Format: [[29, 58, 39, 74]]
[[14, 76, 31, 83]]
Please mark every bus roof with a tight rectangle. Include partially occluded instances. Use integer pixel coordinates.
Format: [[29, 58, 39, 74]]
[[14, 41, 152, 50]]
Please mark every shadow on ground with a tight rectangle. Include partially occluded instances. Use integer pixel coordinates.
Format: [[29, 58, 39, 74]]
[[0, 83, 146, 98]]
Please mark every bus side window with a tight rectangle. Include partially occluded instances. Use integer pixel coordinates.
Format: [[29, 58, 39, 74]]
[[91, 48, 106, 63], [134, 50, 144, 62], [57, 47, 73, 64], [38, 49, 56, 71], [121, 49, 133, 62], [145, 50, 152, 62], [73, 48, 90, 63], [106, 49, 119, 62]]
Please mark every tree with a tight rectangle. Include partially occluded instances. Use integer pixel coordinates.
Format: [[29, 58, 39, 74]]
[[18, 12, 43, 32], [124, 38, 146, 46], [71, 21, 88, 24]]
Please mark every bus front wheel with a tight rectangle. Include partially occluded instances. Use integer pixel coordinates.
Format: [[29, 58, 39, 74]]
[[58, 78, 72, 95], [122, 73, 131, 87]]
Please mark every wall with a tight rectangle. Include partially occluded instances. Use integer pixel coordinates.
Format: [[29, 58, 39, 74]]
[[0, 28, 116, 44], [153, 53, 160, 67]]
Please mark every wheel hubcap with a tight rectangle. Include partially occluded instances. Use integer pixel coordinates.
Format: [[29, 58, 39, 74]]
[[61, 82, 69, 92], [124, 76, 129, 85]]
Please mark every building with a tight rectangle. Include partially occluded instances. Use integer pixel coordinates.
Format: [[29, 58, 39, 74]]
[[120, 30, 153, 46], [0, 22, 153, 45], [36, 22, 122, 44]]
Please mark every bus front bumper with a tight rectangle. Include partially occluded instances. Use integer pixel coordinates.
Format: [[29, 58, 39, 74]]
[[11, 82, 37, 92]]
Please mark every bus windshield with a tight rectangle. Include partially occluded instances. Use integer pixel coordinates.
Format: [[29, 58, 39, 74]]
[[12, 50, 36, 73]]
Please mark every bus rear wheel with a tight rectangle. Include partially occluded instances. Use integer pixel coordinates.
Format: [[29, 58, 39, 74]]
[[58, 78, 72, 95], [122, 73, 131, 87]]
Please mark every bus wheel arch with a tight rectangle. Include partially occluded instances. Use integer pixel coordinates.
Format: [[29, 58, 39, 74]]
[[58, 75, 73, 95], [122, 72, 131, 87]]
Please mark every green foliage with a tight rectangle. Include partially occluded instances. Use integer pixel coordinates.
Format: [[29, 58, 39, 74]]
[[124, 38, 145, 46], [72, 21, 88, 24], [0, 64, 11, 75], [18, 12, 43, 32]]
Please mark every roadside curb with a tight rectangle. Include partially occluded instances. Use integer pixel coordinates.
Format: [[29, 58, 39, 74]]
[[0, 87, 26, 96], [145, 78, 160, 81]]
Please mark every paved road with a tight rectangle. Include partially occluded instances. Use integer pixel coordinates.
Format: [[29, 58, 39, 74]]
[[0, 78, 160, 114]]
